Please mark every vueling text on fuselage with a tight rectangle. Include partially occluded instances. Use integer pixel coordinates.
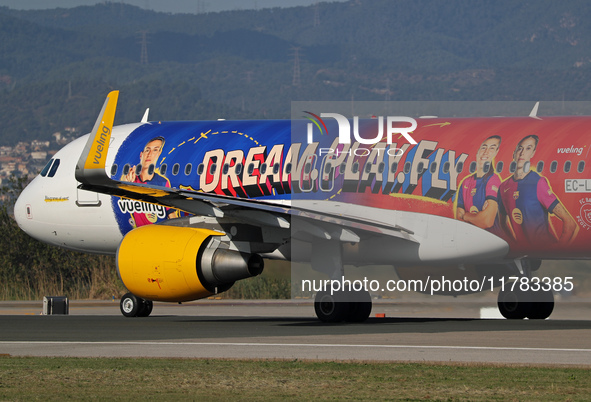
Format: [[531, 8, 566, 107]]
[[197, 138, 468, 202]]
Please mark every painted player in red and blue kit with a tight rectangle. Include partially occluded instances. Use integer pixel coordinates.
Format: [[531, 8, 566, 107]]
[[456, 135, 502, 234], [498, 135, 578, 246], [120, 136, 176, 227]]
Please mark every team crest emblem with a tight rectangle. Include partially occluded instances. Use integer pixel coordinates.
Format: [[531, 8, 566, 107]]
[[470, 188, 477, 197], [513, 191, 519, 200], [577, 202, 591, 230]]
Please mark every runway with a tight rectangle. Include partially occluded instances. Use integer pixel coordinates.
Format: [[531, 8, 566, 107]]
[[1, 300, 591, 365]]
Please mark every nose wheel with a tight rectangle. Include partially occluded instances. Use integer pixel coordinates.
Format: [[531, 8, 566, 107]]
[[120, 293, 153, 317]]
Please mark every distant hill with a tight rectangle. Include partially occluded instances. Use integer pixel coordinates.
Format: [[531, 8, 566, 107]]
[[6, 1, 591, 70], [1, 1, 591, 144]]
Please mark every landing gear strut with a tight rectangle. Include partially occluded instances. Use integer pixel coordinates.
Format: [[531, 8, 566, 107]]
[[120, 292, 153, 317]]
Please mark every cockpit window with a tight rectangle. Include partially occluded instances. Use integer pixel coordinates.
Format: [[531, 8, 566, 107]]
[[47, 159, 60, 178], [40, 159, 54, 177]]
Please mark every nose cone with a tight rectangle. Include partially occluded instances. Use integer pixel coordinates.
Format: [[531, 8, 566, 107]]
[[13, 180, 35, 236]]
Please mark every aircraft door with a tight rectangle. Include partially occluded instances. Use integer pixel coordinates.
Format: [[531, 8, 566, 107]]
[[76, 188, 101, 207]]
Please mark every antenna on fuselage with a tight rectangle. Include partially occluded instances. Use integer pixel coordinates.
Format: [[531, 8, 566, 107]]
[[529, 102, 541, 119], [141, 108, 150, 123]]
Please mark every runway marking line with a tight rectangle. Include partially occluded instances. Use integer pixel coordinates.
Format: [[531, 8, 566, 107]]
[[1, 341, 590, 353]]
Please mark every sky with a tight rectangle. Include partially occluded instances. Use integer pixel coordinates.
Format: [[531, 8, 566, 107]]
[[0, 0, 344, 13]]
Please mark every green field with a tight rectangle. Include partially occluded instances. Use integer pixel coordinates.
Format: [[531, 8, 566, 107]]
[[0, 357, 590, 400]]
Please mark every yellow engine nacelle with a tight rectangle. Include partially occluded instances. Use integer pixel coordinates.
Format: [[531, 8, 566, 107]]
[[116, 225, 264, 302]]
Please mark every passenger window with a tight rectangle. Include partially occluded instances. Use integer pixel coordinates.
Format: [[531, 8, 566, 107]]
[[247, 163, 255, 175], [160, 164, 167, 175], [40, 159, 54, 177], [496, 161, 503, 173], [223, 163, 229, 175], [352, 162, 359, 174], [378, 162, 385, 174], [197, 164, 204, 175], [135, 164, 142, 176], [235, 163, 243, 175], [442, 161, 450, 174], [365, 163, 372, 173], [209, 164, 217, 175], [185, 164, 192, 175], [403, 162, 411, 174], [260, 164, 267, 175], [564, 161, 572, 173], [148, 164, 155, 176], [417, 162, 425, 173], [273, 163, 280, 175], [110, 164, 118, 176], [172, 163, 180, 176], [509, 161, 516, 173], [483, 162, 491, 174], [469, 161, 476, 174], [390, 162, 398, 173], [550, 160, 558, 173], [285, 163, 292, 175], [456, 161, 464, 173], [523, 161, 530, 173], [429, 162, 437, 174], [123, 164, 130, 176], [578, 161, 585, 173], [536, 161, 544, 173], [48, 159, 60, 178]]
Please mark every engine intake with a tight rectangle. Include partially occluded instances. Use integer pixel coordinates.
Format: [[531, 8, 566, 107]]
[[116, 225, 264, 302]]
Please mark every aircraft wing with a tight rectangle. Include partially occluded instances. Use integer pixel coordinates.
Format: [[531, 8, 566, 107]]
[[76, 91, 508, 265], [75, 91, 418, 245]]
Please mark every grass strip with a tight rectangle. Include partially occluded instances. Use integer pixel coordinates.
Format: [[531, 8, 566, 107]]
[[0, 356, 590, 400]]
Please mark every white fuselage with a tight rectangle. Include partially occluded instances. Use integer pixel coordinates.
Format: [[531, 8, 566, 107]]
[[13, 124, 143, 254]]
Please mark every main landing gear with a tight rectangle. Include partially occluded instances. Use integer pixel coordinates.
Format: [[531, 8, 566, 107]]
[[308, 239, 373, 323], [314, 290, 372, 323], [496, 259, 554, 320], [120, 292, 153, 317], [497, 286, 554, 319]]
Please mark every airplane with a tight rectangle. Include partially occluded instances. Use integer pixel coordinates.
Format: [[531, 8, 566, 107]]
[[12, 91, 590, 322]]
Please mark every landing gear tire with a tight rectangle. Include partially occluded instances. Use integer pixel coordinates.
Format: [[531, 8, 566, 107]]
[[314, 291, 350, 323], [346, 290, 372, 323], [526, 290, 554, 320], [138, 299, 154, 317], [120, 293, 153, 317], [120, 293, 140, 317], [497, 287, 531, 319]]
